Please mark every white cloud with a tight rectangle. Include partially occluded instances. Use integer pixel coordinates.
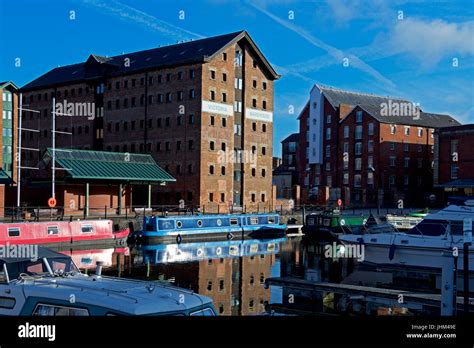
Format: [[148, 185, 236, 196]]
[[390, 18, 474, 67], [80, 0, 204, 40], [248, 0, 396, 89]]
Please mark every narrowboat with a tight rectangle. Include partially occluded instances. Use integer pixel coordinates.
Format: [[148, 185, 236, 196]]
[[302, 209, 367, 241], [130, 213, 286, 244], [0, 247, 216, 316], [0, 220, 129, 247], [139, 237, 285, 264]]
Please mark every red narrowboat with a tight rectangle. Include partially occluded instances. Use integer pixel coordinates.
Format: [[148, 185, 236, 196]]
[[0, 220, 129, 246]]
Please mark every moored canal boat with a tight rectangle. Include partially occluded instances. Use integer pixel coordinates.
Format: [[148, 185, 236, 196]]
[[130, 213, 286, 244], [0, 220, 129, 247], [0, 247, 216, 316], [302, 209, 367, 241]]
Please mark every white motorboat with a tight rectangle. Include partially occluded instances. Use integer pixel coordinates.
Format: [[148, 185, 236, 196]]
[[339, 204, 474, 271]]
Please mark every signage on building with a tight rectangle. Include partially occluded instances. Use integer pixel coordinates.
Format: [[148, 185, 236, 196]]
[[245, 108, 273, 122], [202, 101, 233, 116]]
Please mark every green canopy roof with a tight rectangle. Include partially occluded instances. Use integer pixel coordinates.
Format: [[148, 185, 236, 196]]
[[44, 148, 175, 183]]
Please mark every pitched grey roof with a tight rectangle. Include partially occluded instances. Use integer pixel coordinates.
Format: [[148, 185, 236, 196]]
[[281, 133, 299, 143], [317, 84, 460, 128], [22, 31, 279, 90]]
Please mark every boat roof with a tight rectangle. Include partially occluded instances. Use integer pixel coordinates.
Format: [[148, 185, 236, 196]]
[[20, 275, 211, 315], [149, 213, 279, 220], [424, 204, 474, 221], [0, 247, 69, 264]]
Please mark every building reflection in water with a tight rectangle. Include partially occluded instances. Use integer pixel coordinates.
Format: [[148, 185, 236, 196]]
[[103, 238, 286, 315]]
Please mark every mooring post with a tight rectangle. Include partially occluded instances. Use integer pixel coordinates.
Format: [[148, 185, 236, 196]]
[[440, 251, 455, 316]]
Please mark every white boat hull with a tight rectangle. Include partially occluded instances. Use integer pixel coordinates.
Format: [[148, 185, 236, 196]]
[[340, 233, 474, 272]]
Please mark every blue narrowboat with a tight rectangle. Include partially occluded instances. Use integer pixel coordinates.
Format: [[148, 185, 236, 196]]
[[130, 213, 286, 244]]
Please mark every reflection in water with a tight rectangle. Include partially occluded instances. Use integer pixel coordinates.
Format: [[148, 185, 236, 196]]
[[65, 237, 472, 316]]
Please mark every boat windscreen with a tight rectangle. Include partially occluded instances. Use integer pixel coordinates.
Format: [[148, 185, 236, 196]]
[[408, 219, 448, 236]]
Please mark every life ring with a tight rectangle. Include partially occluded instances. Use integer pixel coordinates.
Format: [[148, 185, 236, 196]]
[[176, 221, 183, 229], [216, 247, 222, 255], [216, 219, 222, 226], [197, 220, 203, 227], [176, 234, 182, 244], [197, 248, 204, 257]]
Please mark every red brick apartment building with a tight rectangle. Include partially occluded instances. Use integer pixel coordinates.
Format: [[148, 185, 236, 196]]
[[433, 124, 474, 201], [297, 84, 460, 207], [20, 31, 279, 211]]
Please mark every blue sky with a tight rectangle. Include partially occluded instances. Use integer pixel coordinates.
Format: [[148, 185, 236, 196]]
[[1, 0, 473, 157]]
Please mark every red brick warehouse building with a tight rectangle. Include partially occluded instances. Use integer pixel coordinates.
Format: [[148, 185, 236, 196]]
[[297, 84, 460, 207], [433, 124, 474, 202], [19, 31, 280, 212]]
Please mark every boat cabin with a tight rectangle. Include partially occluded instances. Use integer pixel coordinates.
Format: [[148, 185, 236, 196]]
[[0, 247, 216, 316]]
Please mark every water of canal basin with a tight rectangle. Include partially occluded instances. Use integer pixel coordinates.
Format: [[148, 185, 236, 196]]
[[70, 236, 467, 316]]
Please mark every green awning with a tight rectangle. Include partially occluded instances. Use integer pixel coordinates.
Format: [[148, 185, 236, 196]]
[[44, 148, 175, 183]]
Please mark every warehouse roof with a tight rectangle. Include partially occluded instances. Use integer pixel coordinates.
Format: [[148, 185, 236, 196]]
[[22, 31, 279, 90]]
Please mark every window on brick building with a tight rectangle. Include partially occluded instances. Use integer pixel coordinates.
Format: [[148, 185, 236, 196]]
[[418, 128, 423, 137], [390, 156, 396, 167], [390, 125, 396, 134], [251, 168, 256, 177], [344, 126, 349, 138], [252, 80, 257, 88], [210, 141, 215, 151], [188, 164, 193, 174], [262, 100, 267, 109], [115, 81, 120, 89], [326, 128, 331, 140], [355, 158, 362, 171], [355, 142, 362, 155], [326, 145, 331, 158], [325, 162, 331, 171], [115, 99, 120, 109], [355, 125, 362, 140], [252, 98, 257, 107], [165, 117, 170, 127], [356, 111, 363, 122], [251, 193, 256, 202], [263, 82, 267, 90], [166, 73, 171, 82], [404, 175, 409, 186], [210, 115, 215, 126], [189, 114, 195, 124], [252, 122, 257, 131], [189, 69, 195, 79], [262, 124, 267, 132], [222, 118, 227, 127], [157, 75, 162, 83], [404, 126, 410, 136], [354, 174, 361, 187], [165, 142, 170, 151], [390, 142, 395, 151], [261, 146, 266, 155], [451, 164, 459, 179], [107, 101, 112, 110], [156, 142, 161, 152], [261, 169, 266, 177], [209, 193, 214, 202], [209, 165, 214, 175], [177, 71, 183, 80], [210, 70, 216, 80], [177, 91, 183, 101], [177, 116, 182, 126], [404, 143, 409, 152], [166, 93, 172, 103], [222, 73, 227, 82], [131, 97, 136, 107], [123, 98, 128, 108], [221, 142, 226, 152], [222, 52, 227, 61], [368, 140, 374, 153], [368, 123, 374, 135], [222, 93, 227, 102], [326, 115, 332, 124], [418, 158, 423, 168], [210, 90, 215, 101], [221, 166, 225, 175], [188, 140, 194, 150]]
